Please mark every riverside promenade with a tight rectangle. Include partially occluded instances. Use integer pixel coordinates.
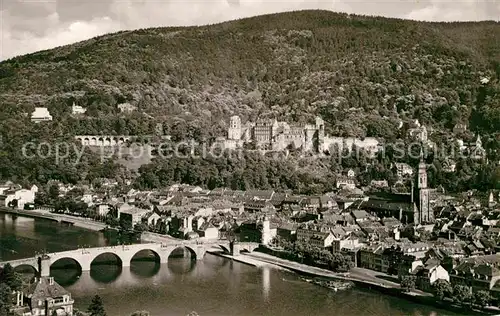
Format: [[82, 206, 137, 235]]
[[238, 252, 498, 315], [241, 251, 427, 294], [0, 207, 106, 231]]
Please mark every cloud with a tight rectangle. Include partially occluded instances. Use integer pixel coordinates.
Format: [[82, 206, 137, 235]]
[[405, 0, 486, 21], [1, 0, 499, 60]]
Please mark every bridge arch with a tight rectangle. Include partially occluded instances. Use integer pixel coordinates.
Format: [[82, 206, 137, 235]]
[[233, 242, 260, 254], [90, 137, 97, 146], [13, 264, 38, 276], [130, 249, 161, 265], [50, 258, 82, 286], [167, 246, 199, 261], [130, 249, 162, 277], [91, 252, 123, 268], [83, 137, 89, 145], [50, 257, 82, 272], [215, 244, 230, 254]]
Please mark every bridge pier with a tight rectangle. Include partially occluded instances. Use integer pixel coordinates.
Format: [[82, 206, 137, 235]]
[[120, 252, 134, 268], [194, 246, 206, 260], [80, 259, 91, 272]]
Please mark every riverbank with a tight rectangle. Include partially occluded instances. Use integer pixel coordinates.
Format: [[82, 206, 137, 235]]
[[207, 251, 296, 272], [207, 251, 269, 268], [0, 207, 107, 231], [238, 251, 495, 316]]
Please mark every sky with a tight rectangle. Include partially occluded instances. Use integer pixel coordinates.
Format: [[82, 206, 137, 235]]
[[1, 0, 499, 60]]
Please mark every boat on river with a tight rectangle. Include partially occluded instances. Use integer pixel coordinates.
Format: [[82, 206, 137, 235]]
[[302, 277, 354, 291]]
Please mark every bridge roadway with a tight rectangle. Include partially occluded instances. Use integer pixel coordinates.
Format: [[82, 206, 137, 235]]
[[0, 240, 259, 277]]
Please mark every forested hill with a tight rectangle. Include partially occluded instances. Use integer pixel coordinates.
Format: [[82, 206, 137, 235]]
[[0, 10, 499, 189]]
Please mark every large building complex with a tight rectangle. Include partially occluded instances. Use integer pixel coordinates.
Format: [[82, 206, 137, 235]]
[[223, 115, 380, 154]]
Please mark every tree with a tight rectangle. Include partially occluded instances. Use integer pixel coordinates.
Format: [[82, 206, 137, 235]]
[[0, 283, 13, 316], [48, 184, 60, 201], [385, 246, 404, 275], [87, 295, 106, 316], [130, 312, 150, 316], [105, 216, 120, 228], [134, 222, 149, 232], [474, 290, 492, 308], [432, 279, 452, 301], [0, 264, 22, 291], [400, 275, 416, 293], [329, 253, 352, 272], [452, 285, 472, 305]]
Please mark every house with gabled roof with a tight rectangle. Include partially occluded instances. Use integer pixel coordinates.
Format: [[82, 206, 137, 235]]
[[300, 196, 321, 211], [14, 277, 74, 316], [197, 221, 219, 240], [243, 200, 275, 213], [246, 190, 275, 201], [451, 254, 500, 298], [412, 258, 450, 292]]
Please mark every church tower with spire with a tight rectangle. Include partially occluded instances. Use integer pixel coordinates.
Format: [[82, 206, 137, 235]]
[[414, 150, 433, 224]]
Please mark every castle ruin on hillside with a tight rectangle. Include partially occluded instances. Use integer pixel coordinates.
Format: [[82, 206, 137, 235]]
[[221, 115, 380, 155]]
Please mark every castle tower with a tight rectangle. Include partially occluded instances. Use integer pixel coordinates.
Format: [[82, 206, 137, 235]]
[[228, 115, 242, 140], [304, 128, 316, 152], [476, 135, 482, 148], [271, 119, 279, 139], [315, 116, 325, 152], [420, 125, 428, 142]]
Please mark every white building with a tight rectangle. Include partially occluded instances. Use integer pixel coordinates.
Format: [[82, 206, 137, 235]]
[[310, 232, 335, 248], [409, 125, 428, 142], [96, 204, 111, 217], [117, 102, 137, 113], [119, 207, 149, 226], [346, 169, 356, 178], [81, 194, 93, 206], [31, 107, 53, 123], [324, 136, 380, 156], [71, 102, 87, 115], [394, 163, 414, 178], [336, 177, 356, 190], [1, 187, 37, 209], [145, 212, 162, 226], [198, 222, 219, 240], [30, 185, 38, 194], [442, 159, 456, 173]]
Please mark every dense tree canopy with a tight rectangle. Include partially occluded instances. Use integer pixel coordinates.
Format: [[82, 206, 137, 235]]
[[0, 10, 498, 192]]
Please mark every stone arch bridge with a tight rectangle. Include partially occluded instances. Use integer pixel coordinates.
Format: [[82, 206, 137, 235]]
[[74, 135, 155, 147], [0, 241, 259, 277], [75, 135, 130, 147]]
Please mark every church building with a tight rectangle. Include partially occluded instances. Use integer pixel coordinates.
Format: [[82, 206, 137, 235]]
[[414, 155, 434, 224], [359, 150, 436, 225]]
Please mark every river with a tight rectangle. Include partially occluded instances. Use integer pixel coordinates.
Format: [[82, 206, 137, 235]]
[[0, 213, 465, 316]]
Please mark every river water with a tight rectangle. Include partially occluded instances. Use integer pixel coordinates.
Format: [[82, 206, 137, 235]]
[[0, 213, 464, 316]]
